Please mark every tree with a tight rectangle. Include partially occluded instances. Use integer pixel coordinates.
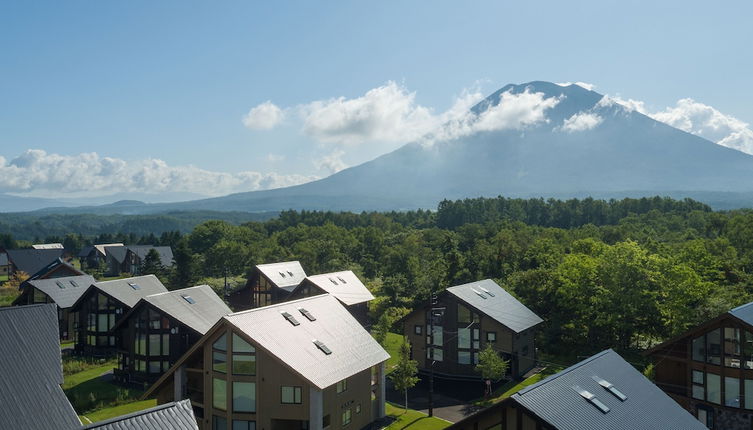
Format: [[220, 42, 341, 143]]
[[389, 340, 419, 411], [475, 345, 509, 396], [170, 240, 198, 290], [141, 249, 165, 277]]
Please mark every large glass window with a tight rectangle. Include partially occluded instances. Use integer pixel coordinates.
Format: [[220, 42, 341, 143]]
[[337, 379, 348, 393], [725, 377, 740, 408], [213, 415, 227, 430], [745, 379, 753, 410], [707, 329, 721, 365], [458, 328, 470, 349], [232, 333, 255, 375], [149, 334, 161, 356], [744, 331, 753, 370], [692, 335, 705, 362], [233, 421, 255, 430], [213, 334, 228, 373], [213, 378, 227, 410], [692, 370, 705, 400], [707, 373, 721, 404], [431, 325, 443, 347], [342, 409, 352, 426], [458, 351, 471, 364], [725, 328, 741, 368], [233, 381, 256, 413], [281, 386, 302, 404]]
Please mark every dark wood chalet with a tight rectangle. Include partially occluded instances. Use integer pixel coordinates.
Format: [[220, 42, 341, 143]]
[[70, 275, 168, 356], [78, 243, 123, 271], [402, 279, 542, 380], [111, 285, 231, 386], [448, 349, 706, 430], [647, 302, 753, 429], [104, 245, 174, 276], [12, 274, 96, 340], [228, 261, 307, 311], [287, 270, 374, 327], [6, 248, 65, 277]]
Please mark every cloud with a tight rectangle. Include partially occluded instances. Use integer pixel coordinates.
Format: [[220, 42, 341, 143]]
[[560, 112, 603, 132], [314, 150, 348, 174], [556, 81, 597, 91], [266, 153, 285, 162], [242, 101, 285, 130], [0, 149, 316, 197], [596, 95, 648, 114]]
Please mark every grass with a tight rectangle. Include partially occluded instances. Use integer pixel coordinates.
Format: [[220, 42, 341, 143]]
[[384, 332, 404, 371], [83, 399, 158, 423], [0, 287, 18, 307], [63, 358, 148, 418], [385, 402, 451, 430], [473, 366, 562, 407]]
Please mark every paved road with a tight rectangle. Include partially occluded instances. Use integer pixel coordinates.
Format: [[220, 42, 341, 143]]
[[386, 378, 487, 423]]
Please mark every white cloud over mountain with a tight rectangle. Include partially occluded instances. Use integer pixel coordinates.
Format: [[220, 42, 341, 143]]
[[560, 112, 603, 132], [0, 149, 315, 196]]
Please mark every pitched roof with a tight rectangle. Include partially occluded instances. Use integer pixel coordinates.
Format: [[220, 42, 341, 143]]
[[105, 245, 128, 264], [95, 243, 124, 256], [0, 252, 7, 266], [446, 279, 543, 333], [226, 294, 389, 389], [0, 304, 81, 430], [94, 275, 169, 308], [256, 261, 307, 291], [117, 285, 231, 335], [26, 274, 97, 308], [510, 349, 706, 430], [78, 245, 95, 258], [299, 270, 374, 306], [729, 301, 753, 326], [128, 245, 174, 267], [81, 399, 198, 430], [6, 248, 65, 275]]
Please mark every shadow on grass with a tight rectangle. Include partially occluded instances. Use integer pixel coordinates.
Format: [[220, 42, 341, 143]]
[[65, 374, 143, 414]]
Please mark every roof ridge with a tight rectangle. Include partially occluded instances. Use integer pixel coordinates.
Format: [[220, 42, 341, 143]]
[[145, 284, 210, 298], [730, 301, 753, 313], [516, 349, 614, 396], [256, 260, 301, 268], [227, 293, 333, 318], [307, 270, 353, 278], [0, 303, 54, 312], [95, 274, 157, 286]]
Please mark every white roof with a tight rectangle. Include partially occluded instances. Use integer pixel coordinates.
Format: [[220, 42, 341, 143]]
[[303, 271, 374, 306], [32, 243, 64, 249], [256, 261, 307, 291], [226, 294, 388, 389]]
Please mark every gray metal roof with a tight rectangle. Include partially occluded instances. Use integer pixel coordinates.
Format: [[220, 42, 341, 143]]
[[511, 349, 706, 430], [6, 248, 64, 275], [729, 301, 753, 326], [81, 399, 198, 430], [136, 285, 231, 335], [0, 304, 81, 430], [78, 245, 95, 258], [0, 252, 8, 266], [446, 279, 543, 333], [226, 294, 389, 389], [105, 245, 128, 264], [95, 275, 169, 308], [27, 275, 97, 309], [128, 245, 175, 267], [300, 271, 374, 306], [256, 260, 307, 290]]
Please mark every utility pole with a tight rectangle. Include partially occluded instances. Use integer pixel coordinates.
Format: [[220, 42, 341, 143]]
[[428, 285, 434, 417]]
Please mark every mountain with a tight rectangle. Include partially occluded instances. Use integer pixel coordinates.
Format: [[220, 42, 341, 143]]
[[12, 81, 753, 214]]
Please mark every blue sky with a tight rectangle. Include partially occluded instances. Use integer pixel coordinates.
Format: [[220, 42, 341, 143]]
[[2, 1, 752, 198]]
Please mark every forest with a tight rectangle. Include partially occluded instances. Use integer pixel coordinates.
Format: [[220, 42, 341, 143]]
[[5, 195, 753, 359]]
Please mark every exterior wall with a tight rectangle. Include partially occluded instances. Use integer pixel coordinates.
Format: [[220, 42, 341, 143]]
[[73, 289, 127, 356], [403, 294, 534, 380], [447, 401, 553, 430], [650, 315, 753, 430]]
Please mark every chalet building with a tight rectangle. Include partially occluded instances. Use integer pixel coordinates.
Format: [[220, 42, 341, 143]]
[[647, 302, 753, 429], [402, 279, 542, 380], [0, 304, 81, 430], [229, 261, 307, 311], [71, 274, 169, 356], [6, 248, 65, 276], [16, 257, 86, 289], [0, 252, 8, 277], [104, 245, 175, 276], [447, 349, 706, 430], [112, 285, 232, 386], [288, 270, 374, 327], [12, 274, 96, 339], [78, 243, 123, 270], [144, 294, 390, 430], [82, 399, 199, 429]]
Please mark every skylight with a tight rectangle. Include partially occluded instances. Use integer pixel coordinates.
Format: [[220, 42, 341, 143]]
[[313, 339, 332, 355], [56, 280, 66, 289], [279, 272, 286, 278], [281, 311, 300, 326], [329, 277, 339, 285], [471, 288, 487, 299], [181, 295, 196, 304], [479, 286, 495, 297], [337, 276, 347, 284], [298, 307, 316, 321], [573, 385, 610, 413], [593, 376, 627, 401], [128, 283, 141, 290], [287, 271, 294, 276], [69, 280, 79, 288]]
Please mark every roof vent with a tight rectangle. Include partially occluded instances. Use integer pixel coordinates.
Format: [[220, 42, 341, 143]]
[[479, 286, 495, 297], [281, 311, 300, 326], [593, 376, 627, 401], [329, 277, 339, 285], [337, 276, 347, 284], [128, 282, 141, 290], [69, 280, 80, 288], [298, 307, 316, 321], [279, 272, 286, 278], [471, 288, 487, 299], [56, 280, 66, 289], [287, 271, 294, 276], [313, 339, 332, 355], [181, 295, 196, 304], [573, 385, 610, 414]]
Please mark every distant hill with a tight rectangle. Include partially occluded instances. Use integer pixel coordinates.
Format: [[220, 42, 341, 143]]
[[8, 81, 753, 214]]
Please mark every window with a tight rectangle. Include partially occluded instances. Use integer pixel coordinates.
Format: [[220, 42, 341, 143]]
[[486, 332, 496, 343], [707, 373, 721, 404], [149, 361, 161, 374], [356, 404, 361, 414], [182, 295, 195, 304], [692, 370, 705, 400], [692, 335, 705, 362], [745, 331, 753, 369], [213, 415, 227, 430], [233, 421, 255, 430], [414, 325, 422, 335], [457, 304, 479, 324], [314, 340, 332, 355], [337, 379, 348, 393], [707, 329, 721, 365], [426, 347, 443, 361], [281, 386, 302, 404], [458, 328, 471, 349], [431, 325, 443, 346], [341, 409, 352, 426], [724, 327, 741, 368], [232, 333, 256, 375], [149, 334, 161, 356], [233, 381, 256, 413], [299, 308, 316, 321], [213, 378, 227, 410], [745, 379, 753, 409], [282, 311, 301, 326], [213, 334, 227, 373], [725, 377, 741, 408], [458, 351, 471, 364]]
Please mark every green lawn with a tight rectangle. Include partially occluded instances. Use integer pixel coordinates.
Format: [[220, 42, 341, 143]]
[[0, 288, 18, 306], [83, 399, 158, 423], [385, 402, 451, 430], [473, 366, 561, 407], [384, 332, 404, 371]]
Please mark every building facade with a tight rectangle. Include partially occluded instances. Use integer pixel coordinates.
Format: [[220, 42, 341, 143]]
[[229, 261, 307, 311], [287, 271, 374, 328]]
